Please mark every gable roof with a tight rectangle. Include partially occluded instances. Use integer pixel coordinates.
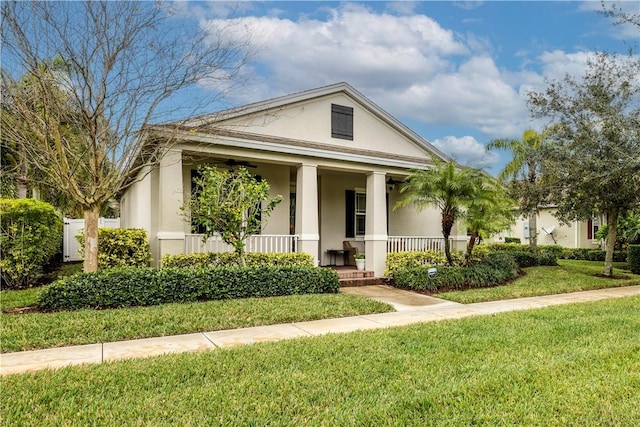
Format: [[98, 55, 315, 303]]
[[171, 82, 450, 162]]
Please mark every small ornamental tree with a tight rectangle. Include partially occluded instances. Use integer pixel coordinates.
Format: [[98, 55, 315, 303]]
[[186, 166, 282, 267]]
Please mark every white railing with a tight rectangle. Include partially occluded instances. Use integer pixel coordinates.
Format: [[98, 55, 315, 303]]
[[387, 236, 468, 253], [185, 234, 298, 254]]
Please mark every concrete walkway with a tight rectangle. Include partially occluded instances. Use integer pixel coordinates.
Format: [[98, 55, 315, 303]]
[[2, 285, 639, 376]]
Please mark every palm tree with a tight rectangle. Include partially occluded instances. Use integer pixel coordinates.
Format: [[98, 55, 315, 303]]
[[487, 129, 544, 254], [463, 177, 515, 266], [397, 158, 478, 266]]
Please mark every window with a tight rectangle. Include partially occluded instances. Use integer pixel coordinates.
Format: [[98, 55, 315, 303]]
[[588, 217, 599, 240], [331, 104, 353, 140], [355, 192, 366, 236], [345, 190, 365, 237]]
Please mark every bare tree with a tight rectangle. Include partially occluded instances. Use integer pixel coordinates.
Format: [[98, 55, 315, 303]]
[[1, 1, 253, 272]]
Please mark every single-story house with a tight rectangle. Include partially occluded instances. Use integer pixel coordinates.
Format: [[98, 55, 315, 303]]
[[493, 209, 606, 249], [120, 82, 469, 276]]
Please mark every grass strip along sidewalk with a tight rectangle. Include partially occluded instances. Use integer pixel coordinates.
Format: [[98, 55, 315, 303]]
[[0, 294, 393, 353], [2, 295, 639, 426]]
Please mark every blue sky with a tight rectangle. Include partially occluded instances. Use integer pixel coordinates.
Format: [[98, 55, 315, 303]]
[[177, 1, 638, 175]]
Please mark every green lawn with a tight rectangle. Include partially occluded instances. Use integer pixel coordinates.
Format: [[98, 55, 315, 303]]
[[0, 293, 392, 353], [435, 259, 640, 304], [2, 296, 639, 426], [3, 259, 638, 352]]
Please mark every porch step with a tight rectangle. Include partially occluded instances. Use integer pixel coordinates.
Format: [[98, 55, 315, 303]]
[[335, 269, 382, 287], [339, 277, 383, 287], [336, 269, 374, 280]]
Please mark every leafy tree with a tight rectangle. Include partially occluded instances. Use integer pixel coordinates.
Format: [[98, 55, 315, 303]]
[[397, 158, 479, 266], [487, 129, 545, 254], [528, 52, 640, 276], [595, 211, 640, 250], [1, 1, 252, 272], [186, 166, 282, 267], [463, 177, 515, 266]]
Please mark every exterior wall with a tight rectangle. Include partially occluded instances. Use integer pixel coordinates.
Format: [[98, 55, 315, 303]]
[[319, 172, 367, 265], [218, 93, 428, 159], [496, 208, 601, 249], [388, 189, 441, 236], [253, 164, 290, 235], [120, 165, 160, 262]]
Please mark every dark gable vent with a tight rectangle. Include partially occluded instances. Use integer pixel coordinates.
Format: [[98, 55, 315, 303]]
[[331, 104, 353, 140]]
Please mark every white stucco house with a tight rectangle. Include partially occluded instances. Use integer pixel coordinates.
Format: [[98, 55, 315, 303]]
[[494, 209, 606, 249], [120, 82, 468, 276]]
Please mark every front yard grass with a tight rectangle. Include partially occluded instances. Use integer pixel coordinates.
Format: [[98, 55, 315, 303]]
[[0, 294, 393, 353], [435, 259, 640, 304], [2, 296, 639, 425]]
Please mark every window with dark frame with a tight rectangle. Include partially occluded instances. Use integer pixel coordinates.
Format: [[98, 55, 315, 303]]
[[331, 104, 353, 140]]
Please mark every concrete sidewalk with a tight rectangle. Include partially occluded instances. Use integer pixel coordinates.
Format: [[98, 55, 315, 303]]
[[2, 285, 639, 376]]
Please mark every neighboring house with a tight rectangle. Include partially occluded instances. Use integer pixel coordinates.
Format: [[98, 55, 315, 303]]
[[120, 82, 467, 276], [493, 208, 606, 249]]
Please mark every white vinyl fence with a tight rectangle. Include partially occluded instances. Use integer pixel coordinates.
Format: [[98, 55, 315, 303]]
[[63, 217, 120, 262]]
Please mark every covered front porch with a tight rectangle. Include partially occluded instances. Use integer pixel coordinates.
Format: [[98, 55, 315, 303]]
[[133, 150, 463, 277]]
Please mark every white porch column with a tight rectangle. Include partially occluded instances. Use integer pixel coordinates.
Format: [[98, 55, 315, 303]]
[[157, 148, 186, 260], [295, 163, 319, 265], [365, 171, 388, 276]]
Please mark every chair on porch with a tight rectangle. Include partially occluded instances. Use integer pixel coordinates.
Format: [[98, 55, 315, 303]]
[[343, 241, 358, 266]]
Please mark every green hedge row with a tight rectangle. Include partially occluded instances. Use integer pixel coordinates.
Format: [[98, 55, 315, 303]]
[[484, 243, 564, 258], [162, 252, 314, 268], [385, 247, 489, 277], [628, 245, 640, 274], [394, 252, 519, 292], [38, 266, 339, 311], [78, 228, 151, 269], [0, 198, 63, 289], [560, 248, 627, 262], [500, 250, 558, 268]]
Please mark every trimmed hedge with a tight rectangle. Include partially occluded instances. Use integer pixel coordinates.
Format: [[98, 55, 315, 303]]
[[504, 237, 521, 244], [561, 248, 627, 262], [628, 245, 640, 274], [78, 228, 151, 270], [38, 266, 339, 311], [394, 252, 519, 292], [0, 198, 63, 289], [485, 243, 564, 259], [162, 252, 314, 268], [385, 247, 489, 277]]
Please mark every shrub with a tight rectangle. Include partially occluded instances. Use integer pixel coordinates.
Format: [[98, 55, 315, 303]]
[[628, 245, 640, 274], [536, 251, 559, 266], [504, 237, 521, 244], [560, 248, 627, 262], [78, 228, 151, 270], [161, 252, 314, 268], [385, 250, 470, 277], [393, 252, 519, 292], [0, 198, 63, 289], [502, 251, 539, 268], [485, 243, 532, 253], [38, 266, 339, 311]]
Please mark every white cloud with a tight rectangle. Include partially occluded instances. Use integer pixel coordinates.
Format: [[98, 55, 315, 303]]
[[197, 4, 613, 145], [432, 135, 499, 168], [537, 50, 591, 81]]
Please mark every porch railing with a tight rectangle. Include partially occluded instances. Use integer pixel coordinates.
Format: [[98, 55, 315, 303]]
[[387, 236, 467, 253], [185, 234, 298, 254]]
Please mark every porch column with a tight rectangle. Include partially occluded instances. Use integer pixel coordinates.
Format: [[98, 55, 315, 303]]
[[365, 171, 388, 276], [157, 148, 186, 260], [295, 163, 319, 265]]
